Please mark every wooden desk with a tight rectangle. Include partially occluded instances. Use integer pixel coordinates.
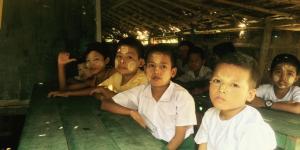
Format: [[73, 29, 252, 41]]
[[18, 87, 164, 150], [259, 109, 300, 150]]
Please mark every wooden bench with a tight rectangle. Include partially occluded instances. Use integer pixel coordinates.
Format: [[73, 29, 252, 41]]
[[18, 87, 164, 150], [259, 109, 300, 150]]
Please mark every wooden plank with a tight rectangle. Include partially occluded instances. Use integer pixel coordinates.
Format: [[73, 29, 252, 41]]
[[18, 88, 68, 150], [259, 109, 300, 150], [100, 112, 164, 150], [56, 98, 120, 150], [0, 0, 3, 29], [96, 0, 101, 42], [259, 19, 272, 76]]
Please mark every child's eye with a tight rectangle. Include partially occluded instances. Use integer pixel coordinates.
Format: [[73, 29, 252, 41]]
[[161, 65, 167, 69], [128, 56, 133, 59], [231, 83, 240, 88], [287, 72, 296, 77], [147, 63, 155, 68], [273, 70, 282, 74], [211, 79, 221, 84]]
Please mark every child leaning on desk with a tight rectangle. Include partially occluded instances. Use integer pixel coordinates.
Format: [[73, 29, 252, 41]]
[[90, 37, 148, 100], [250, 53, 300, 115], [99, 45, 197, 150], [194, 52, 277, 150]]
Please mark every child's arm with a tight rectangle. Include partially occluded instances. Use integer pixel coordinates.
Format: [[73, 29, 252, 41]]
[[57, 52, 77, 91], [250, 96, 300, 114], [166, 126, 188, 150], [48, 88, 95, 98], [101, 100, 146, 128], [198, 143, 207, 150], [66, 79, 94, 90], [270, 102, 300, 114], [90, 86, 117, 100], [248, 96, 265, 107]]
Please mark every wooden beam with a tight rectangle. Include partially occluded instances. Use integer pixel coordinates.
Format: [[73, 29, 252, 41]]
[[96, 0, 101, 42], [111, 10, 153, 29], [111, 0, 130, 9], [137, 0, 179, 17], [119, 5, 163, 28], [182, 27, 262, 34], [0, 0, 3, 30], [158, 0, 197, 14], [132, 1, 190, 29], [259, 18, 272, 76], [0, 99, 29, 108], [214, 0, 297, 18]]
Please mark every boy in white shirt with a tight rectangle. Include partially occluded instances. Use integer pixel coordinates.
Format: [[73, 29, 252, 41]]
[[176, 46, 212, 95], [100, 45, 197, 150], [194, 53, 277, 150], [250, 53, 300, 114]]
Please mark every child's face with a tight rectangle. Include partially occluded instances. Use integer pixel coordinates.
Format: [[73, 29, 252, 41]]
[[86, 51, 107, 75], [179, 45, 189, 59], [209, 63, 256, 111], [271, 63, 299, 89], [145, 52, 177, 88], [77, 63, 93, 80], [115, 45, 143, 75], [188, 53, 204, 72]]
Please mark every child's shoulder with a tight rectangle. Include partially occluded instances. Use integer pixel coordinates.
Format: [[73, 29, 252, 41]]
[[172, 82, 192, 94], [257, 84, 273, 91]]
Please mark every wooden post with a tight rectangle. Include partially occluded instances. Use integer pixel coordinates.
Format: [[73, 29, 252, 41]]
[[95, 0, 101, 42], [0, 0, 3, 30], [259, 18, 272, 77]]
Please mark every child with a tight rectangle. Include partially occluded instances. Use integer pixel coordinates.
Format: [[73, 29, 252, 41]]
[[48, 42, 114, 97], [210, 42, 257, 69], [90, 37, 148, 99], [194, 53, 277, 150], [99, 45, 197, 150], [176, 41, 194, 76], [74, 61, 93, 81], [176, 46, 212, 95], [250, 53, 300, 114]]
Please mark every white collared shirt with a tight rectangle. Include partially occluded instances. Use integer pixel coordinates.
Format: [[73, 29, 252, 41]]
[[256, 84, 300, 102], [112, 81, 197, 142], [176, 66, 212, 83], [194, 106, 277, 150]]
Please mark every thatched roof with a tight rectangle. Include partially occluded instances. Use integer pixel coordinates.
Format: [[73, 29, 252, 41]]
[[101, 0, 300, 38]]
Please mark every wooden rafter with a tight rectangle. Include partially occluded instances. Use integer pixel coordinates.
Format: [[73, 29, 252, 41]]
[[214, 0, 297, 18]]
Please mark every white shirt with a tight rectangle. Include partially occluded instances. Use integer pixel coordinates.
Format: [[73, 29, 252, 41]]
[[256, 84, 300, 103], [112, 81, 197, 142], [194, 106, 277, 150], [176, 66, 212, 82]]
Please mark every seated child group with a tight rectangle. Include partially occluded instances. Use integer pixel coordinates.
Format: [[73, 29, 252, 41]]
[[48, 37, 300, 150]]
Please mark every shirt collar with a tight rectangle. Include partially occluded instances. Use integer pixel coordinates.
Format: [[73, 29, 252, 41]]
[[145, 81, 175, 102]]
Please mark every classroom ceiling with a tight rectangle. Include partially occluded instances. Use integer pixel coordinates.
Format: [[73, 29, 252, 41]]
[[101, 0, 300, 37]]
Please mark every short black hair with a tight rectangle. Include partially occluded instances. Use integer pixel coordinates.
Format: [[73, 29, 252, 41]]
[[178, 41, 194, 49], [117, 37, 144, 58], [145, 44, 177, 68], [270, 53, 300, 74], [214, 52, 260, 88], [188, 46, 205, 60], [213, 42, 236, 58], [84, 42, 112, 60]]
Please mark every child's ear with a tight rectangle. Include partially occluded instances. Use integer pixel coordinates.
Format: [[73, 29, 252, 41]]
[[246, 89, 256, 102], [171, 67, 177, 78], [104, 58, 110, 65], [138, 58, 145, 67], [295, 75, 299, 83]]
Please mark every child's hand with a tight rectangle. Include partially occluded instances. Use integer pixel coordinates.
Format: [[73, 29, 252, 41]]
[[250, 98, 265, 107], [90, 87, 104, 95], [47, 91, 69, 98], [130, 111, 146, 128], [58, 52, 76, 65]]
